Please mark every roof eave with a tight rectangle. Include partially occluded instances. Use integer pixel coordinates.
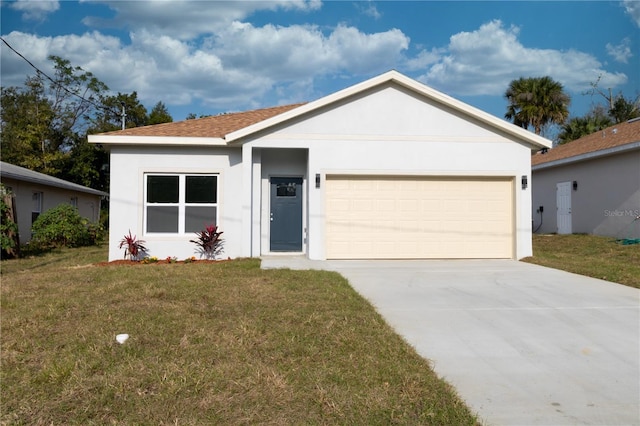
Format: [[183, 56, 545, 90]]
[[1, 172, 108, 197], [532, 141, 640, 171], [225, 70, 553, 150], [88, 135, 227, 146]]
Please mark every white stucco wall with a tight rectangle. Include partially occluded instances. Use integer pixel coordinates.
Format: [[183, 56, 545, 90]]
[[278, 84, 503, 139], [243, 84, 534, 260], [108, 146, 242, 261], [245, 139, 532, 260]]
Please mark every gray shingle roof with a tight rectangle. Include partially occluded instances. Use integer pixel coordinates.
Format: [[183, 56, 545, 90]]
[[0, 162, 108, 197]]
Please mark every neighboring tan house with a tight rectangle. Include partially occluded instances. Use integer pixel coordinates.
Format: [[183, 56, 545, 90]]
[[0, 161, 107, 244], [531, 118, 640, 238], [89, 70, 551, 262]]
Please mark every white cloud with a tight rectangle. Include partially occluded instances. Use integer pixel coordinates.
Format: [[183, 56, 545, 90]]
[[0, 16, 408, 112], [358, 2, 382, 20], [327, 25, 408, 73], [211, 22, 331, 79], [81, 0, 322, 40], [0, 31, 123, 88], [405, 48, 444, 71], [416, 20, 628, 96], [3, 4, 628, 119], [204, 21, 408, 101], [9, 0, 59, 21], [606, 38, 633, 63], [622, 0, 640, 27]]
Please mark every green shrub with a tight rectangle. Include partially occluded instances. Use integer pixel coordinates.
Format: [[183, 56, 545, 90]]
[[30, 204, 103, 249], [1, 187, 19, 258]]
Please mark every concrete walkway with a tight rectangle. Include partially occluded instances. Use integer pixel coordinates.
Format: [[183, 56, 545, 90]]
[[261, 257, 640, 425]]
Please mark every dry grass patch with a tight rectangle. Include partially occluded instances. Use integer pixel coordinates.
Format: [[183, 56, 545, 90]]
[[523, 234, 640, 288], [1, 247, 477, 425]]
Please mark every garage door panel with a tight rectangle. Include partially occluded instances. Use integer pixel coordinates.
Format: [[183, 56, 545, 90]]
[[377, 200, 396, 212], [420, 221, 441, 233], [399, 199, 419, 211], [351, 199, 369, 211], [325, 176, 513, 259]]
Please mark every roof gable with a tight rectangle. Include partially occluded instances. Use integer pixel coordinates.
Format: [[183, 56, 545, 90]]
[[226, 71, 552, 150], [257, 82, 523, 143], [532, 119, 640, 168]]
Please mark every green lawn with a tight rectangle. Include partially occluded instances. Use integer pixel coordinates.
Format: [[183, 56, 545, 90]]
[[523, 234, 640, 288], [1, 245, 477, 425]]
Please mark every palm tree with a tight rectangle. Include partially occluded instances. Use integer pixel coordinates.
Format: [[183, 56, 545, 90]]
[[557, 107, 612, 144], [504, 76, 571, 135]]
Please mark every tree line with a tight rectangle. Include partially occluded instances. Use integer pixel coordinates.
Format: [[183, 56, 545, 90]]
[[504, 75, 639, 144], [1, 55, 173, 192], [3, 56, 639, 195]]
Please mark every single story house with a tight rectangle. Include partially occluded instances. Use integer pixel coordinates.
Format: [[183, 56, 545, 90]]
[[531, 118, 640, 238], [0, 161, 108, 243], [89, 70, 551, 262]]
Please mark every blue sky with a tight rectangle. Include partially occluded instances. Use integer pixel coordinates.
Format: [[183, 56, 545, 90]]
[[1, 1, 639, 134]]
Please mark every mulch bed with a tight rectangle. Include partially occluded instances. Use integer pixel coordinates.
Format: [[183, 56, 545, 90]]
[[95, 259, 227, 266]]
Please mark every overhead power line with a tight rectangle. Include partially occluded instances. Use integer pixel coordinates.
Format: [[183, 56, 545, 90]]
[[0, 36, 120, 118]]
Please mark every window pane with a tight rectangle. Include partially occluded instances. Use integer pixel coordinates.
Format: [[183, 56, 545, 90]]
[[148, 176, 179, 203], [185, 206, 217, 232], [277, 183, 296, 197], [32, 192, 42, 212], [147, 206, 179, 232], [186, 176, 217, 203]]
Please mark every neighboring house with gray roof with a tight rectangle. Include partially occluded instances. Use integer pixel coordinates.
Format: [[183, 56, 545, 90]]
[[0, 161, 108, 244], [531, 119, 640, 238]]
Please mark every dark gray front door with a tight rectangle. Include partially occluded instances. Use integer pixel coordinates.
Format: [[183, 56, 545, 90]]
[[270, 177, 303, 252]]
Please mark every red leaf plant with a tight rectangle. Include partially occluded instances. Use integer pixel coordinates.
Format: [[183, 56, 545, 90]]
[[119, 230, 147, 261], [190, 224, 224, 260]]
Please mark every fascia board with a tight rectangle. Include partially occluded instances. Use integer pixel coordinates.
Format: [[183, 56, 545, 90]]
[[532, 142, 640, 171], [88, 135, 227, 146]]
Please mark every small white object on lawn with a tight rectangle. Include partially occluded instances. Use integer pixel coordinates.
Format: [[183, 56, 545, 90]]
[[116, 333, 129, 344]]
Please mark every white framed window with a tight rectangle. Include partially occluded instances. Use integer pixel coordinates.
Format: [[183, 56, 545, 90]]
[[70, 197, 78, 208], [144, 173, 218, 234], [32, 192, 43, 224]]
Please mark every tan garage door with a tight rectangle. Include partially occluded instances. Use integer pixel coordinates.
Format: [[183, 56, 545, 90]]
[[325, 175, 514, 259]]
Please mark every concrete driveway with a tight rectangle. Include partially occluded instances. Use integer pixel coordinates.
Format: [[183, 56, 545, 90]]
[[262, 258, 640, 425]]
